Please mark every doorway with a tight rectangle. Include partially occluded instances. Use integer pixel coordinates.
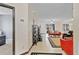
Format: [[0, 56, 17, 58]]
[[0, 3, 15, 55]]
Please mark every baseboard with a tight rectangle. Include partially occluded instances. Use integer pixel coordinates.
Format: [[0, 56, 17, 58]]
[[20, 44, 33, 55], [20, 51, 28, 55]]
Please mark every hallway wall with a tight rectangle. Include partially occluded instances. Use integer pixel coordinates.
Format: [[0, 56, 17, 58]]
[[7, 3, 29, 54], [28, 5, 34, 50], [73, 3, 79, 54]]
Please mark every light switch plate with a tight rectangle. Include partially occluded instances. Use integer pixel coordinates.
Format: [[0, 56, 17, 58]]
[[20, 19, 24, 22]]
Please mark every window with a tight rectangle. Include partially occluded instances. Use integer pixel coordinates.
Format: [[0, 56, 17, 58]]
[[63, 24, 69, 32], [46, 24, 55, 32], [52, 24, 55, 32]]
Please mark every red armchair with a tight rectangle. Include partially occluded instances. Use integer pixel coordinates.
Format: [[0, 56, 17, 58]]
[[60, 37, 73, 55]]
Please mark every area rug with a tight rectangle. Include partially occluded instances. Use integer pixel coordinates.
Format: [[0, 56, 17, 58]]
[[48, 37, 61, 48], [31, 52, 62, 55]]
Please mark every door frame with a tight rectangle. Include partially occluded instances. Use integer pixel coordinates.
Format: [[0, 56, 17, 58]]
[[0, 3, 15, 55]]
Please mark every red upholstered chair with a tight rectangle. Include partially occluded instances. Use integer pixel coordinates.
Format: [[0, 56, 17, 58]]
[[60, 37, 73, 55]]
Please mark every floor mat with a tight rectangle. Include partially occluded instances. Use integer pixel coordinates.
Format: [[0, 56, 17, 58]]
[[31, 52, 62, 55]]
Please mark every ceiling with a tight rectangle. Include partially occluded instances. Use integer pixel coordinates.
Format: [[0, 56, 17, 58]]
[[29, 3, 73, 20]]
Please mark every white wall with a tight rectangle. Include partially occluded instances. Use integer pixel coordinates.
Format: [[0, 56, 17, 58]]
[[0, 15, 12, 39], [55, 19, 62, 32], [35, 18, 72, 34], [36, 18, 51, 33], [28, 5, 33, 49], [56, 19, 73, 33], [7, 3, 29, 54], [73, 3, 79, 54]]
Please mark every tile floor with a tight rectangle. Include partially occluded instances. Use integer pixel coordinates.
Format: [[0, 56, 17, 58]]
[[0, 39, 12, 55], [27, 34, 66, 55]]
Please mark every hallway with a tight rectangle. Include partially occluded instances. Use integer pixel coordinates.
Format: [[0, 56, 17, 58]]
[[0, 3, 75, 55], [28, 34, 66, 55]]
